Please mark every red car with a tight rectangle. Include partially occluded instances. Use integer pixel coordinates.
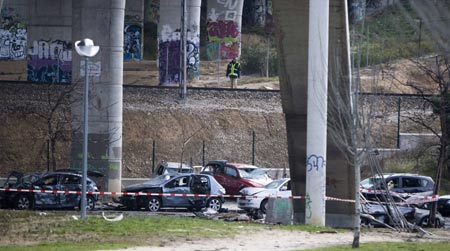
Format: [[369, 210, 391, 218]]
[[201, 160, 271, 195]]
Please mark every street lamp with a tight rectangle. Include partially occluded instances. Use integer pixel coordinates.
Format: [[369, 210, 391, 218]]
[[74, 38, 99, 220]]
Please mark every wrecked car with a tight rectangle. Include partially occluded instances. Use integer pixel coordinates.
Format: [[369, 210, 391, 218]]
[[153, 161, 194, 177], [0, 171, 99, 210], [201, 160, 271, 195], [238, 178, 291, 214], [361, 191, 444, 228], [120, 173, 225, 212]]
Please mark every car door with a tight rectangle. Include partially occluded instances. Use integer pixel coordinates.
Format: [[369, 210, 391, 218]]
[[211, 166, 228, 191], [59, 174, 82, 208], [33, 174, 59, 208], [222, 166, 242, 194], [162, 176, 191, 207]]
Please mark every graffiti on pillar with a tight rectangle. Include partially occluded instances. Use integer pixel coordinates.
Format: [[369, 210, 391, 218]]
[[0, 7, 27, 60], [305, 193, 312, 219], [350, 1, 365, 23], [27, 39, 72, 83], [186, 22, 200, 80], [206, 0, 242, 60], [186, 41, 199, 80], [306, 154, 326, 172], [124, 23, 142, 61], [207, 20, 239, 43], [254, 0, 266, 27], [158, 24, 181, 84], [158, 40, 180, 84]]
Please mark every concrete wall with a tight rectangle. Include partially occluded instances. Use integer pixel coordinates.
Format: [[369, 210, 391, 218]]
[[27, 0, 72, 83]]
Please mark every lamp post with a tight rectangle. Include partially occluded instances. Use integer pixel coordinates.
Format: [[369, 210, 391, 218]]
[[74, 38, 99, 220]]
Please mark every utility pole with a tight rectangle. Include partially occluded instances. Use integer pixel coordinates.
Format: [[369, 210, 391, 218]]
[[180, 0, 187, 100]]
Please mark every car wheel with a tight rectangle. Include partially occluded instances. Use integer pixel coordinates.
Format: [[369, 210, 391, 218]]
[[78, 196, 96, 211], [16, 195, 32, 210], [206, 197, 222, 211], [146, 197, 161, 212], [260, 199, 268, 214], [86, 196, 96, 211]]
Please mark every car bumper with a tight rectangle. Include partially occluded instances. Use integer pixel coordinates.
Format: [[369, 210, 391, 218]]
[[237, 198, 263, 211]]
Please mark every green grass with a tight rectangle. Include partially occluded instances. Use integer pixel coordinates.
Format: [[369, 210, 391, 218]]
[[297, 241, 450, 251], [0, 210, 337, 251]]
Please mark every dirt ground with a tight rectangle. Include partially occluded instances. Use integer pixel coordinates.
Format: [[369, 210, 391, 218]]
[[99, 228, 450, 251]]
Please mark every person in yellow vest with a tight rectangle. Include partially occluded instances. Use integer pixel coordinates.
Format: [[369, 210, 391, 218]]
[[226, 57, 241, 88]]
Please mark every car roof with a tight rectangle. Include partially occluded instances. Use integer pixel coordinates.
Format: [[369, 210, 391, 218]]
[[227, 163, 260, 169], [369, 173, 432, 179], [163, 162, 192, 169]]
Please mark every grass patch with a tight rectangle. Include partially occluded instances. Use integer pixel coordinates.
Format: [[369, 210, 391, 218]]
[[0, 210, 350, 251], [297, 241, 450, 251]]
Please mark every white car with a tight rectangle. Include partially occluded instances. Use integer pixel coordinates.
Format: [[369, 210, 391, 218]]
[[237, 178, 291, 213]]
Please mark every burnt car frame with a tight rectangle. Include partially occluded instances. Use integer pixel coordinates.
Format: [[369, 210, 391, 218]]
[[361, 191, 444, 228], [120, 173, 226, 212], [0, 171, 99, 210]]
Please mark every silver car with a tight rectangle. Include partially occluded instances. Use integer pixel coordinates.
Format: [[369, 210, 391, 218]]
[[120, 173, 226, 212]]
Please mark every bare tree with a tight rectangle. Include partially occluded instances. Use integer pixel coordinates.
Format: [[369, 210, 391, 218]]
[[33, 82, 82, 171], [387, 0, 450, 227]]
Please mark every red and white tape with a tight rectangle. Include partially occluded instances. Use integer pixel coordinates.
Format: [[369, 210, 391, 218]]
[[0, 188, 438, 205]]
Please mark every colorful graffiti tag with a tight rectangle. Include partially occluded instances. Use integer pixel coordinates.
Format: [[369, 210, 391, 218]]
[[0, 7, 27, 60], [124, 23, 142, 61], [27, 39, 72, 83], [206, 0, 242, 60]]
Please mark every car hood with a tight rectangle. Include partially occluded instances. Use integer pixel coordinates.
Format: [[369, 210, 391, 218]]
[[240, 187, 272, 196]]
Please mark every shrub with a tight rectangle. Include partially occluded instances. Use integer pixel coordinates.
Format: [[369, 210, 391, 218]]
[[240, 35, 278, 77]]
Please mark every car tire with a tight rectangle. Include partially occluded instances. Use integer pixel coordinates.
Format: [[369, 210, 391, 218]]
[[146, 197, 161, 212], [16, 194, 32, 210], [86, 196, 96, 211], [206, 197, 222, 211], [260, 199, 268, 214], [78, 196, 96, 211]]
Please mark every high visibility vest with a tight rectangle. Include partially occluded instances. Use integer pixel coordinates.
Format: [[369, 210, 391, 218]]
[[229, 62, 239, 77]]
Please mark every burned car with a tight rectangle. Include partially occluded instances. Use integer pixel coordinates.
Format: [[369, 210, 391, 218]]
[[120, 173, 226, 212], [0, 171, 99, 210], [361, 191, 444, 228]]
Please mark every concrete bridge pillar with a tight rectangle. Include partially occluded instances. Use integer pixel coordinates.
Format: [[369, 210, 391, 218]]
[[71, 0, 125, 192], [158, 0, 201, 85], [273, 0, 355, 228], [206, 0, 244, 60]]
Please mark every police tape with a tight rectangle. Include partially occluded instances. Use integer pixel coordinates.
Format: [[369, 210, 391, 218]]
[[0, 187, 306, 200], [0, 187, 438, 204]]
